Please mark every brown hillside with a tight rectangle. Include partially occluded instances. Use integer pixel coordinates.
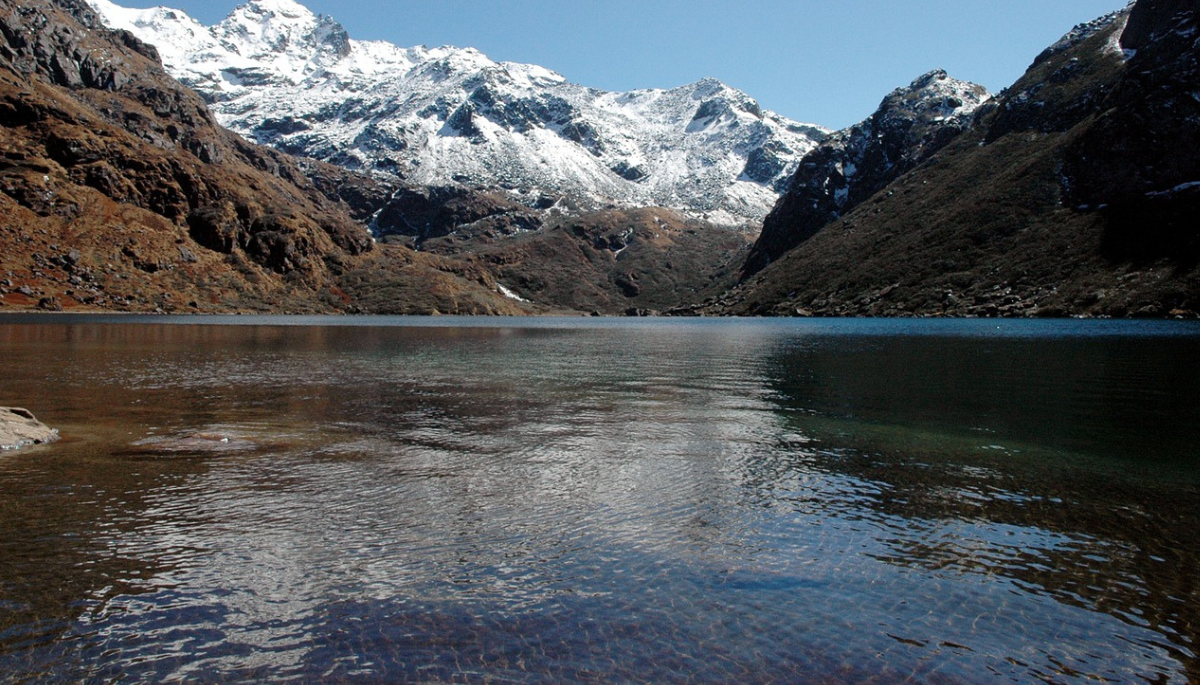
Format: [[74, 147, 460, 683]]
[[0, 0, 533, 315], [418, 207, 751, 315]]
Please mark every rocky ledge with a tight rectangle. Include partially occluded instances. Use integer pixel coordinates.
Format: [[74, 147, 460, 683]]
[[0, 407, 59, 450]]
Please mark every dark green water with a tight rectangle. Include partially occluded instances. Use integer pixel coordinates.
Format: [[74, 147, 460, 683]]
[[1, 315, 1198, 682]]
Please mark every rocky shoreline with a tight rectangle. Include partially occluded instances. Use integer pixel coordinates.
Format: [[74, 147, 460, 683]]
[[0, 407, 59, 450]]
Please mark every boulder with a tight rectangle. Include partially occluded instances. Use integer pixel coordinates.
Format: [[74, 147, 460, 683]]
[[0, 407, 59, 450]]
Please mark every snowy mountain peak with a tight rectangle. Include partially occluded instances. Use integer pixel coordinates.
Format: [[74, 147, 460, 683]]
[[690, 76, 728, 97], [212, 0, 351, 76], [88, 0, 829, 225], [216, 0, 321, 51], [886, 69, 991, 120], [235, 0, 314, 17]]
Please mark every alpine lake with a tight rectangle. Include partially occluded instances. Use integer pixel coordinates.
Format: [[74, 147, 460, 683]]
[[1, 314, 1198, 683]]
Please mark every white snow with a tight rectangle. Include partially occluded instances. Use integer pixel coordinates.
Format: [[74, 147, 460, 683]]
[[87, 0, 829, 226], [1103, 13, 1134, 59], [496, 283, 529, 302]]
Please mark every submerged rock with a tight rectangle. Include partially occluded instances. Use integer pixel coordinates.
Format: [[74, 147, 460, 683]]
[[0, 407, 59, 450], [129, 429, 259, 456]]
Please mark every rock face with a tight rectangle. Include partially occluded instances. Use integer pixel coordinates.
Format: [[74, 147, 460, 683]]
[[0, 407, 58, 450], [87, 0, 828, 227], [743, 70, 991, 276], [373, 185, 545, 245], [709, 1, 1200, 318]]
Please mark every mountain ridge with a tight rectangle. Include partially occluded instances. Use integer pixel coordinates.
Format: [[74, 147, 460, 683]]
[[6, 0, 1195, 319], [88, 0, 829, 227]]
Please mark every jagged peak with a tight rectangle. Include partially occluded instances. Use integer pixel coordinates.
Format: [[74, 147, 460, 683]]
[[229, 0, 315, 20], [218, 0, 320, 40], [908, 69, 952, 89], [878, 69, 991, 120], [689, 76, 730, 99], [890, 69, 981, 97], [208, 0, 357, 69]]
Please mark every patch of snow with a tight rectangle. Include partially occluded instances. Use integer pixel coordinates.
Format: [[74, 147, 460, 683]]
[[496, 283, 529, 302], [1104, 12, 1134, 59]]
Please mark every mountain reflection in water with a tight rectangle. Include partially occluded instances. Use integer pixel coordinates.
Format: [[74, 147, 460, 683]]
[[0, 316, 1198, 683]]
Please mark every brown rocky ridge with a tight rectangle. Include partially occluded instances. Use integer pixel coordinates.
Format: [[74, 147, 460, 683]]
[[0, 0, 541, 315]]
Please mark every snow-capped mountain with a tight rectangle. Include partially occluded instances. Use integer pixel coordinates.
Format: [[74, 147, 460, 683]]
[[88, 0, 829, 227]]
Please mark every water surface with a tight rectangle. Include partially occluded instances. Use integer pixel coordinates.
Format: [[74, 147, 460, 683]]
[[1, 316, 1198, 682]]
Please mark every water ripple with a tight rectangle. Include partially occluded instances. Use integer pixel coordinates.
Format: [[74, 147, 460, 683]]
[[1, 319, 1199, 682]]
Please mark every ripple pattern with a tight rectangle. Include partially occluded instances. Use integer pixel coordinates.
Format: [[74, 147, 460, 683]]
[[1, 317, 1198, 682]]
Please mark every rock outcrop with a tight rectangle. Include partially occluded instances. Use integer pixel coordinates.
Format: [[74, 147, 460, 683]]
[[373, 185, 544, 246], [0, 407, 58, 450], [423, 207, 751, 315]]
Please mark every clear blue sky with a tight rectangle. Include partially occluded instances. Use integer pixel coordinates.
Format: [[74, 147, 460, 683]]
[[117, 0, 1129, 129]]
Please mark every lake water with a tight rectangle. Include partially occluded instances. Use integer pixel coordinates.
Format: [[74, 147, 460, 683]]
[[1, 315, 1199, 683]]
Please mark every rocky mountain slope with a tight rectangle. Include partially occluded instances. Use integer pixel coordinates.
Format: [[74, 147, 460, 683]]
[[357, 185, 752, 315], [0, 0, 533, 314], [89, 0, 828, 228], [421, 207, 751, 315], [706, 0, 1200, 318], [743, 70, 991, 276]]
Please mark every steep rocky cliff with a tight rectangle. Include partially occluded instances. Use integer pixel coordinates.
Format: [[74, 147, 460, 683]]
[[1062, 0, 1200, 267], [709, 1, 1199, 318], [0, 0, 533, 314]]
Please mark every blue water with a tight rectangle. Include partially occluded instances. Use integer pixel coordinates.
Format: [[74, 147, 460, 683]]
[[1, 316, 1198, 682]]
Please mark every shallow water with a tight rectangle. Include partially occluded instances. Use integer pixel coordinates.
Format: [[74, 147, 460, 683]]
[[1, 315, 1199, 682]]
